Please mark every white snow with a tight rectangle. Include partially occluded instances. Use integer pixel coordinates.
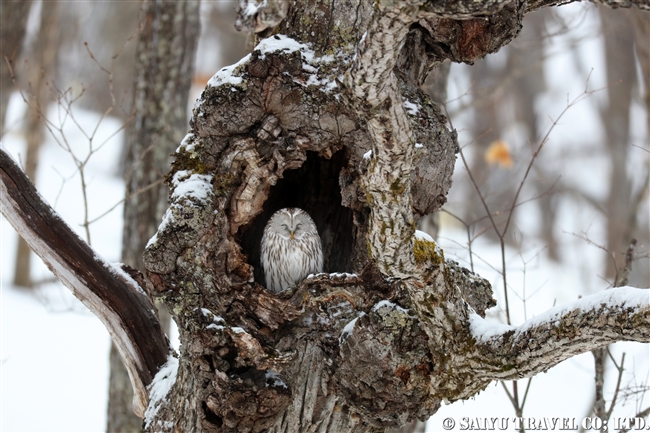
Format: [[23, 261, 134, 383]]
[[257, 34, 311, 60], [415, 142, 424, 149], [329, 272, 357, 278], [363, 149, 372, 160], [242, 0, 260, 17], [339, 312, 365, 345], [371, 299, 411, 314], [146, 208, 171, 248], [302, 63, 318, 73], [468, 313, 516, 343], [207, 323, 225, 331], [107, 261, 146, 295], [470, 287, 649, 343], [414, 230, 435, 242], [403, 100, 420, 116], [145, 171, 214, 248], [201, 307, 222, 321], [176, 132, 196, 153], [518, 287, 649, 334], [202, 309, 226, 330], [205, 35, 344, 98], [170, 171, 214, 203], [265, 370, 288, 389], [207, 56, 250, 88], [144, 354, 179, 428]]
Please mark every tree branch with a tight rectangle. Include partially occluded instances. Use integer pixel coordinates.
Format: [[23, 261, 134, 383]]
[[524, 0, 650, 13], [346, 3, 420, 276], [0, 147, 169, 417], [470, 287, 650, 381]]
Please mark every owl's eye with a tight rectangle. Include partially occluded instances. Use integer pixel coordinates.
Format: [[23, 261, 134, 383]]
[[295, 224, 302, 231]]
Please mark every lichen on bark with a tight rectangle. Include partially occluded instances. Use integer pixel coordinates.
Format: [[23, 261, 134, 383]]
[[138, 0, 650, 432], [141, 23, 465, 429]]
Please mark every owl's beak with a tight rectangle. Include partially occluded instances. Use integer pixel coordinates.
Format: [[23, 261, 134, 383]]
[[290, 230, 295, 239]]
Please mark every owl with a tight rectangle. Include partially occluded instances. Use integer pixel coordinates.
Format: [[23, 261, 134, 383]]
[[261, 208, 324, 293]]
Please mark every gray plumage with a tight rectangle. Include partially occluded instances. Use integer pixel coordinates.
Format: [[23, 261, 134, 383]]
[[261, 208, 323, 293]]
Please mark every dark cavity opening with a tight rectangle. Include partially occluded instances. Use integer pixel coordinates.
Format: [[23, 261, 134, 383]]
[[239, 149, 355, 287], [201, 402, 223, 426]]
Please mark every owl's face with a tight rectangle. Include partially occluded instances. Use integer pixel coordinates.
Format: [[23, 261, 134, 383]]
[[267, 208, 314, 241]]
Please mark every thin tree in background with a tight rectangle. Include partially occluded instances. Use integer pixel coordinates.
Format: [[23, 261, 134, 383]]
[[13, 0, 60, 288], [0, 0, 32, 136], [107, 1, 201, 431], [600, 6, 644, 282]]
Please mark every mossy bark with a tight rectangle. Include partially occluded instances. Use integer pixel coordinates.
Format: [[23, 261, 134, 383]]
[[140, 1, 650, 432]]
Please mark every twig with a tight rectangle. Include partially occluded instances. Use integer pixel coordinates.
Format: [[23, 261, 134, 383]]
[[86, 177, 165, 225], [606, 351, 626, 420], [6, 38, 137, 244]]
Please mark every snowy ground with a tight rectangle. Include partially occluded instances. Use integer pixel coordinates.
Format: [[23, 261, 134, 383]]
[[1, 3, 648, 432]]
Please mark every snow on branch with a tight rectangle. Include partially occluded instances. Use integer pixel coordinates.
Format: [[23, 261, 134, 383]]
[[416, 0, 650, 17], [523, 0, 650, 13], [0, 147, 169, 417], [470, 287, 650, 380]]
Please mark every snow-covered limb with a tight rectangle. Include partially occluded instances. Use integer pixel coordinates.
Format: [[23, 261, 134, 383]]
[[0, 148, 169, 417], [523, 0, 650, 13], [470, 287, 650, 381]]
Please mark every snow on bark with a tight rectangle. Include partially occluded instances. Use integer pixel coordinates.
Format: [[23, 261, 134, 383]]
[[6, 0, 644, 431], [471, 287, 650, 344], [144, 355, 179, 429]]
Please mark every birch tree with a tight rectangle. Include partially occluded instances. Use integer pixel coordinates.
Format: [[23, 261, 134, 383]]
[[1, 0, 649, 432]]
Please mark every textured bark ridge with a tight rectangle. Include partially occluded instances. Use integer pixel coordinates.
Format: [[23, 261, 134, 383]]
[[140, 1, 650, 432], [1, 1, 648, 431]]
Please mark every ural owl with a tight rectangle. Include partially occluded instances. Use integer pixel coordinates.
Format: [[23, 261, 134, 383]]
[[261, 208, 323, 293]]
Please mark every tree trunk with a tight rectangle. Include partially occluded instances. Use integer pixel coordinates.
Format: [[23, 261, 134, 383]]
[[13, 0, 60, 288], [138, 1, 650, 432], [3, 1, 650, 432], [106, 1, 201, 431], [0, 0, 32, 136], [599, 5, 637, 281]]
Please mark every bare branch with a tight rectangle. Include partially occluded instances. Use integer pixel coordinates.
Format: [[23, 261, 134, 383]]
[[0, 148, 169, 417], [606, 351, 626, 419], [470, 287, 650, 381]]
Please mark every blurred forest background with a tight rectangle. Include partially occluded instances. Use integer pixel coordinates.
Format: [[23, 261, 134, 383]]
[[1, 1, 648, 432]]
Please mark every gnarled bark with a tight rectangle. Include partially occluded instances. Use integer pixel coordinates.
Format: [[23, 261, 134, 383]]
[[139, 1, 650, 431], [2, 0, 650, 432]]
